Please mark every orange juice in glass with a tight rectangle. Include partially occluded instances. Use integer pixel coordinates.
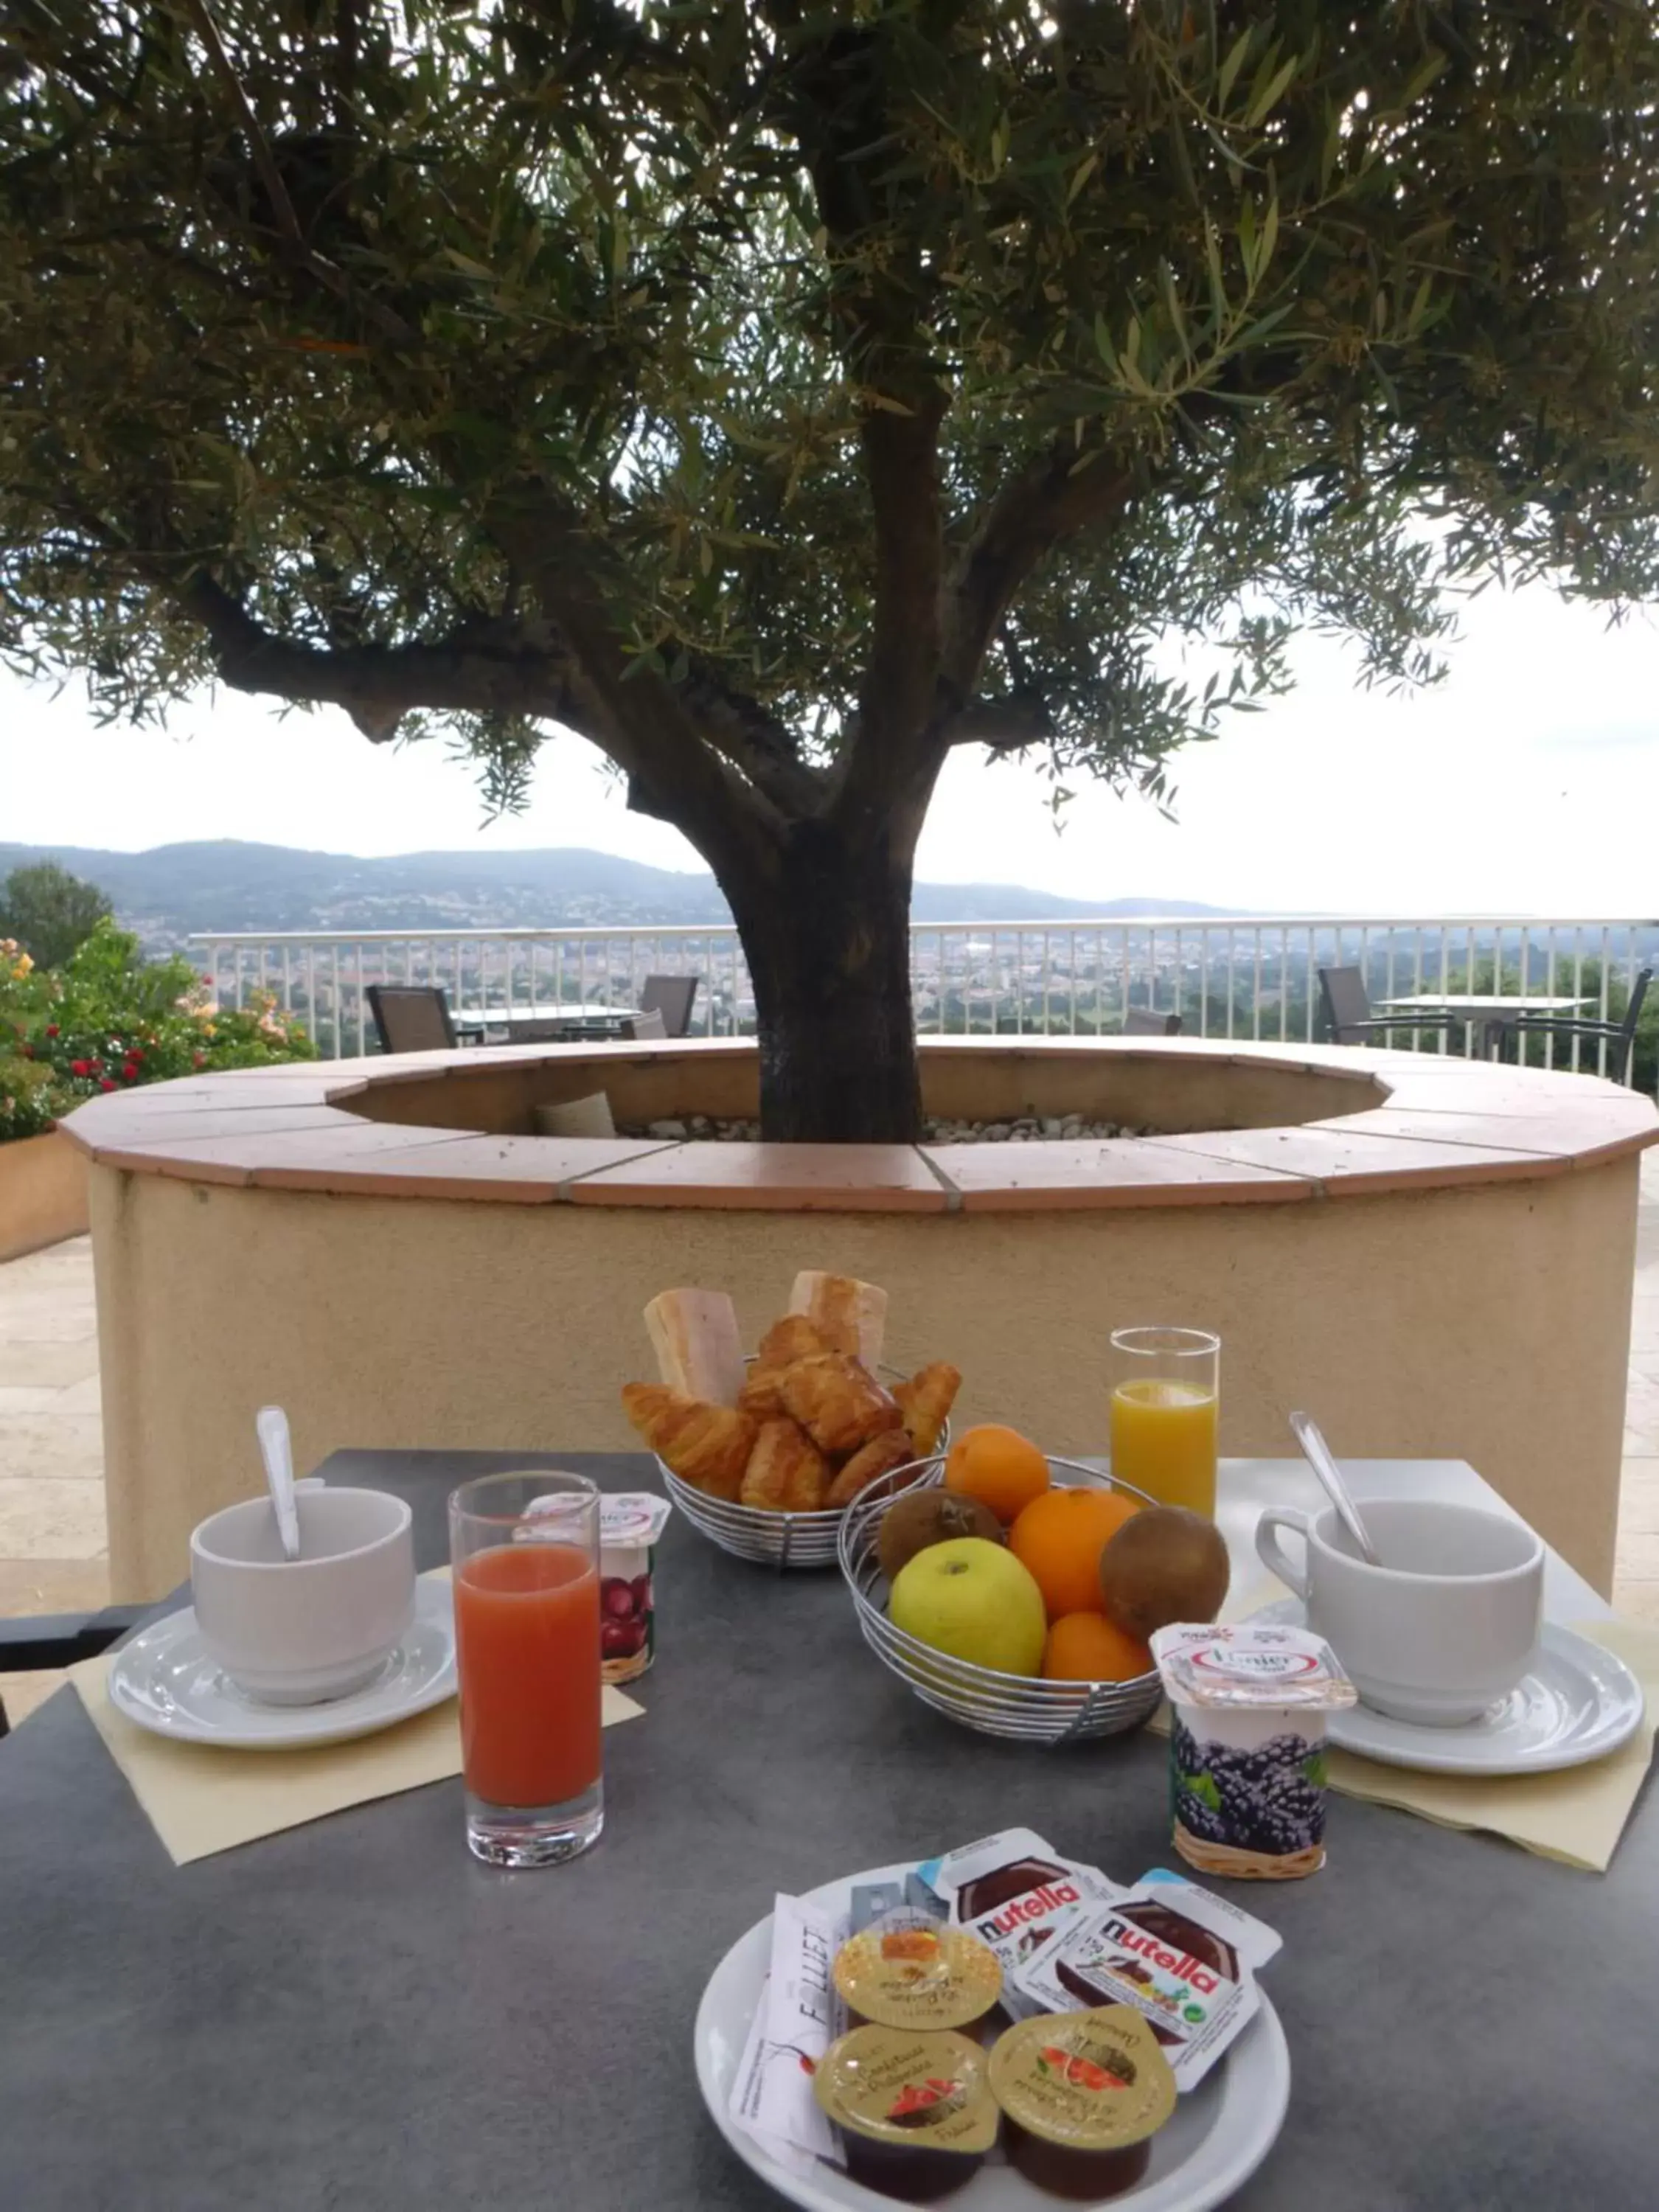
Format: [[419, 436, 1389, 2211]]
[[449, 1471, 603, 1868], [1109, 1328, 1220, 1517]]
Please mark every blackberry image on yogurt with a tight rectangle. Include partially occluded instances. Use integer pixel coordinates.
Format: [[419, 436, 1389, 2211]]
[[1172, 1720, 1328, 1868], [1151, 1622, 1356, 1882]]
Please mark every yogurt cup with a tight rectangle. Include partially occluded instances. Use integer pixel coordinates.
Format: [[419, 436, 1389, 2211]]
[[1151, 1624, 1356, 1882], [523, 1489, 671, 1683], [598, 1493, 672, 1683]]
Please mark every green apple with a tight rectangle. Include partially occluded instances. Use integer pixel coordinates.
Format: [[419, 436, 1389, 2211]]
[[889, 1537, 1047, 1677]]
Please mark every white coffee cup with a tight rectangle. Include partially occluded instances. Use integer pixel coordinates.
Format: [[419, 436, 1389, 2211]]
[[1255, 1497, 1544, 1727], [191, 1487, 416, 1706]]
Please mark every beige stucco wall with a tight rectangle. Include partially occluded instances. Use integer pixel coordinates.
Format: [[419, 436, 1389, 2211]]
[[91, 1152, 1638, 1601], [0, 1130, 91, 1264]]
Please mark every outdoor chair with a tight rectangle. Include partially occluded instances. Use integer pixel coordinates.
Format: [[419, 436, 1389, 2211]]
[[364, 984, 484, 1054], [1503, 968, 1653, 1085], [0, 1604, 147, 1738], [1318, 966, 1460, 1049], [639, 975, 699, 1037], [1121, 1008, 1183, 1036]]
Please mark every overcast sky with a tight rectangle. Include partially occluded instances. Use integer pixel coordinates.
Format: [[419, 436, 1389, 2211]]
[[4, 576, 1658, 916]]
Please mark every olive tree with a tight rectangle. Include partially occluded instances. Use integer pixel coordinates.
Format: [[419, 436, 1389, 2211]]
[[0, 862, 113, 970], [4, 2, 1658, 1136]]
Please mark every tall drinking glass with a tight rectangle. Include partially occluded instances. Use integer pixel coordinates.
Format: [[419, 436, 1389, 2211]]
[[448, 1471, 603, 1868], [1109, 1327, 1220, 1519]]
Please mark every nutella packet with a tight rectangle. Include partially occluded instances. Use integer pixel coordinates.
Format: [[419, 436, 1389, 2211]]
[[728, 1894, 845, 2174], [920, 1828, 1124, 2016], [1011, 1869, 1281, 2091]]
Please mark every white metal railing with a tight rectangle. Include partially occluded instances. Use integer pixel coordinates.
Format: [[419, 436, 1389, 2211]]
[[187, 916, 1659, 1090]]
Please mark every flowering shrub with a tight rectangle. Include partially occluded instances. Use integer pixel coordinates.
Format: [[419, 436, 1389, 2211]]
[[0, 921, 316, 1144]]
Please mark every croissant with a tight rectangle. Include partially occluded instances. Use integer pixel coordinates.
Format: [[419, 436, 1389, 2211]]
[[741, 1314, 836, 1421], [894, 1362, 962, 1457], [779, 1353, 903, 1458], [741, 1418, 832, 1512], [756, 1313, 832, 1368], [825, 1426, 917, 1510], [737, 1366, 791, 1422], [621, 1382, 755, 1501]]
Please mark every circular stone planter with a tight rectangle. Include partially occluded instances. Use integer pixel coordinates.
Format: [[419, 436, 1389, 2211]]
[[65, 1035, 1657, 1600]]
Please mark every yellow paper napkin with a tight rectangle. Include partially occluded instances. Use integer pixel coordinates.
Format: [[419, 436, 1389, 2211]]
[[1315, 1617, 1657, 1873], [68, 1572, 644, 1865], [1150, 1590, 1657, 1873]]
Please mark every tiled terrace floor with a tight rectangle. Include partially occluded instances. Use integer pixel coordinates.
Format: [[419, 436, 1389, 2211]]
[[5, 1166, 1659, 1725]]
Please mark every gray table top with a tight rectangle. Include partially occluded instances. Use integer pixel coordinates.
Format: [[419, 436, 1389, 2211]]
[[1, 1449, 1653, 2212], [1374, 994, 1591, 1015]]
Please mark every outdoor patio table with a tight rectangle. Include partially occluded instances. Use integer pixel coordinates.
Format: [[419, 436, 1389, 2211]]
[[0, 1449, 1652, 2212], [453, 1001, 633, 1040], [1374, 991, 1590, 1060]]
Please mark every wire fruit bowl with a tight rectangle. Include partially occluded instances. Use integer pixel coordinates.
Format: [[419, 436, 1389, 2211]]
[[659, 1373, 947, 1570], [838, 1454, 1165, 1744]]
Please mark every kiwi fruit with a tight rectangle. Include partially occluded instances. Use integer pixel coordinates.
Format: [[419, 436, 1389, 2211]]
[[1097, 1506, 1230, 1640], [878, 1488, 1005, 1583]]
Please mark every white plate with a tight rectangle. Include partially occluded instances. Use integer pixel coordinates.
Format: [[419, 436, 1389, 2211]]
[[1246, 1599, 1645, 1775], [108, 1578, 456, 1749], [692, 1861, 1290, 2212]]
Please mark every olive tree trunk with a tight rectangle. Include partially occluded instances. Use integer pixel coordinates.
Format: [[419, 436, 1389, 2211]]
[[726, 821, 923, 1145]]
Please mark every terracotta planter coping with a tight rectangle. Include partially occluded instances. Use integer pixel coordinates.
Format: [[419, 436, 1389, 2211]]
[[60, 1036, 1659, 1213]]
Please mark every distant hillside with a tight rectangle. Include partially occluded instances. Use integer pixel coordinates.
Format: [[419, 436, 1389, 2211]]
[[0, 839, 1239, 947]]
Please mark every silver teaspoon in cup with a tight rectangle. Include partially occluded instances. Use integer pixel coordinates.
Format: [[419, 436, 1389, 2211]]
[[1288, 1410, 1382, 1566], [255, 1404, 302, 1562]]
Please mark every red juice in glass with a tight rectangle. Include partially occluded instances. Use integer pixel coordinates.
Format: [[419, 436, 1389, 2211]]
[[448, 1473, 604, 1867], [455, 1543, 601, 1808]]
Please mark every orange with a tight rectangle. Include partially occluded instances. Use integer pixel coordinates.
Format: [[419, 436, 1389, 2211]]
[[1010, 1486, 1141, 1620], [943, 1425, 1051, 1526], [1043, 1610, 1154, 1683]]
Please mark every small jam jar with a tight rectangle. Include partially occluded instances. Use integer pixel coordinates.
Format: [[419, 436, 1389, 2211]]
[[990, 2006, 1176, 2200], [813, 2026, 998, 2199]]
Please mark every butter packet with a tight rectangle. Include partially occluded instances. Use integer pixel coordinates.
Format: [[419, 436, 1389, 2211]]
[[728, 1893, 846, 2173], [1010, 1870, 1281, 2092]]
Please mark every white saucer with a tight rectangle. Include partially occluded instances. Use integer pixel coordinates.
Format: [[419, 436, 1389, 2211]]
[[693, 1860, 1290, 2212], [108, 1578, 456, 1749], [1245, 1599, 1646, 1775]]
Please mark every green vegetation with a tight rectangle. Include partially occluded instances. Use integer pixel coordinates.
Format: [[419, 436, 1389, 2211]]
[[0, 862, 112, 971], [6, 5, 1659, 1138], [0, 920, 316, 1145]]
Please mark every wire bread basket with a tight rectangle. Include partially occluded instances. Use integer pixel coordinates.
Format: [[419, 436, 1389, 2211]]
[[659, 1368, 946, 1570], [838, 1454, 1164, 1743]]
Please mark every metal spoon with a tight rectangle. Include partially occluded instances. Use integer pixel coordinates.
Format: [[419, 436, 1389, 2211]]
[[255, 1405, 302, 1562], [1288, 1411, 1382, 1566]]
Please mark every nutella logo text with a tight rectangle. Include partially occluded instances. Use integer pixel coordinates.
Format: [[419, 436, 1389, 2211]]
[[1099, 1917, 1222, 1996], [973, 1880, 1080, 1943]]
